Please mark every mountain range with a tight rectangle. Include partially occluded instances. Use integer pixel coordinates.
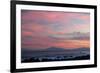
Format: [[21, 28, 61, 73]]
[[22, 47, 90, 52]]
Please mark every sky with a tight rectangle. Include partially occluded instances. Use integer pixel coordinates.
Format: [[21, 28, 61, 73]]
[[21, 10, 90, 50]]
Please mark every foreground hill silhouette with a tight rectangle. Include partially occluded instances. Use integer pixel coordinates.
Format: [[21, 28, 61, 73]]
[[22, 55, 90, 63], [21, 47, 90, 63]]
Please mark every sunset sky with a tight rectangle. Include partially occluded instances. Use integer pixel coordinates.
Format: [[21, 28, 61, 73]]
[[21, 10, 90, 50]]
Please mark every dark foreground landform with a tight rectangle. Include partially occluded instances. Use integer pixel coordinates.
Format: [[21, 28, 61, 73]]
[[21, 47, 90, 63], [22, 55, 90, 63]]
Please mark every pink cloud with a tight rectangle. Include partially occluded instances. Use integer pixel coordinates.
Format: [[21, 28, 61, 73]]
[[21, 10, 90, 50]]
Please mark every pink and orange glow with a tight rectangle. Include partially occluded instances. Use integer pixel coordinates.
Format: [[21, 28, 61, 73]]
[[21, 10, 90, 50]]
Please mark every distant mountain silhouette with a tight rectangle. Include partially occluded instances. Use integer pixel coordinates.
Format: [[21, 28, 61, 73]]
[[45, 47, 66, 51], [22, 47, 90, 52]]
